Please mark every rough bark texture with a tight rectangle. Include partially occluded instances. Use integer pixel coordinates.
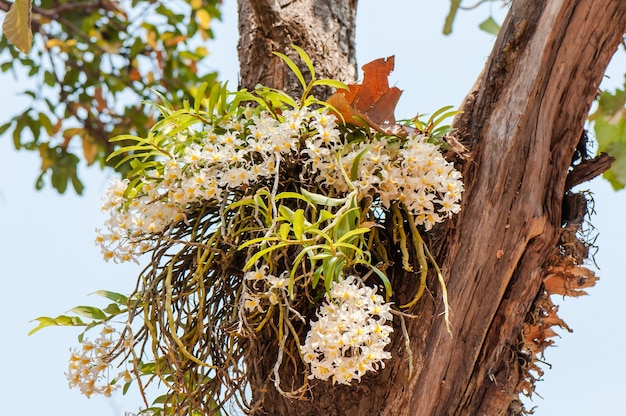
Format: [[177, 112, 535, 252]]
[[237, 0, 358, 96], [238, 0, 626, 415]]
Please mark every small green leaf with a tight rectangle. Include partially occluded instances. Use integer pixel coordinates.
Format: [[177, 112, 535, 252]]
[[243, 243, 290, 270], [293, 209, 305, 240], [71, 174, 84, 195], [103, 303, 122, 315], [336, 226, 370, 244], [595, 112, 626, 148], [478, 16, 501, 35], [604, 141, 626, 190], [92, 290, 128, 305], [194, 81, 209, 112], [323, 256, 344, 294], [311, 79, 348, 90], [292, 44, 315, 80], [28, 315, 85, 335], [350, 145, 370, 181], [300, 188, 348, 207], [278, 205, 295, 222], [70, 306, 107, 320], [312, 264, 323, 289], [2, 0, 33, 54], [43, 70, 55, 87], [279, 222, 291, 240]]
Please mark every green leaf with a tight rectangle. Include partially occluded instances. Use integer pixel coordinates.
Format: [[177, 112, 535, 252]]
[[312, 264, 323, 289], [194, 81, 209, 113], [604, 141, 626, 190], [293, 209, 305, 240], [243, 243, 290, 270], [38, 112, 53, 135], [70, 306, 107, 320], [71, 174, 84, 195], [336, 226, 370, 244], [350, 145, 370, 181], [594, 115, 626, 149], [2, 0, 33, 54], [103, 303, 122, 315], [28, 315, 85, 335], [278, 205, 295, 222], [311, 79, 348, 90], [478, 16, 501, 35], [323, 256, 344, 294], [300, 188, 348, 207], [43, 70, 55, 87], [368, 264, 393, 299], [273, 51, 307, 90], [279, 222, 291, 240], [292, 44, 315, 80], [275, 191, 317, 209], [92, 290, 128, 305]]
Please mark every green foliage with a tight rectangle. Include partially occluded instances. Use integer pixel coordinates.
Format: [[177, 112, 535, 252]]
[[0, 0, 222, 194], [478, 16, 500, 35], [29, 290, 128, 337], [590, 74, 626, 189], [403, 105, 463, 138], [238, 188, 391, 300]]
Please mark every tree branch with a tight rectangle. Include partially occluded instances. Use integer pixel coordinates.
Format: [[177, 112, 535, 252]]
[[565, 152, 614, 189]]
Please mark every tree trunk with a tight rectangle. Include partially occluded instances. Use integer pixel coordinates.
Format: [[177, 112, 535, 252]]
[[237, 0, 626, 415], [237, 0, 358, 95]]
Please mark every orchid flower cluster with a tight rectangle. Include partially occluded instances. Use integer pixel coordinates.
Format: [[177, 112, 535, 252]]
[[66, 325, 131, 398], [301, 275, 393, 384], [96, 106, 463, 264], [96, 106, 338, 264]]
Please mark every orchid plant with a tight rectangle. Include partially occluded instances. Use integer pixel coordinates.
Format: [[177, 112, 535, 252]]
[[31, 46, 464, 415]]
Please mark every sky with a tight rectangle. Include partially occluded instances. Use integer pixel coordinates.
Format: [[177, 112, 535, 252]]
[[1, 1, 625, 415]]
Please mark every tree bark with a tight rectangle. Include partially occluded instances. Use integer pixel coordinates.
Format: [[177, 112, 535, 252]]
[[237, 0, 626, 415], [237, 0, 358, 96]]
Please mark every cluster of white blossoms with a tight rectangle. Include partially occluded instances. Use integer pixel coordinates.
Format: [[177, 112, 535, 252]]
[[66, 325, 131, 398], [301, 275, 393, 384], [97, 104, 463, 262], [239, 264, 289, 315], [303, 133, 464, 231], [96, 107, 337, 263]]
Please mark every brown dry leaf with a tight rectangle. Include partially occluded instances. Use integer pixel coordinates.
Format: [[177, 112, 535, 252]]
[[94, 87, 107, 113], [543, 262, 598, 297], [327, 56, 402, 131], [540, 305, 571, 332], [522, 293, 571, 358]]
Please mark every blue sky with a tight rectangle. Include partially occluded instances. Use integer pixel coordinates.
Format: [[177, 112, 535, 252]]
[[1, 2, 625, 415]]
